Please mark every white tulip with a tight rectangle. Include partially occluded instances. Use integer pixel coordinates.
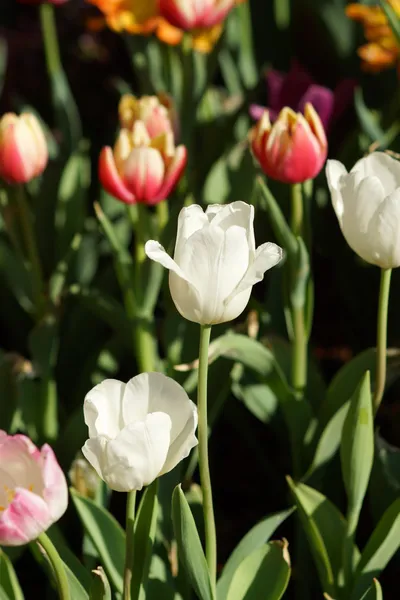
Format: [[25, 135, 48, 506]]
[[326, 152, 400, 268], [145, 201, 283, 325], [82, 373, 198, 492]]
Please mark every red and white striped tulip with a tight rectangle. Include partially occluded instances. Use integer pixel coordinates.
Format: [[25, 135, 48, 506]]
[[158, 0, 236, 29], [0, 113, 48, 184], [249, 103, 327, 184], [0, 431, 68, 546], [99, 121, 186, 205]]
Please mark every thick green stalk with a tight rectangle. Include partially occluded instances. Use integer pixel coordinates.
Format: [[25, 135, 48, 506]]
[[123, 491, 137, 600], [15, 185, 45, 320], [39, 4, 63, 76], [197, 325, 217, 593], [373, 268, 392, 414], [291, 305, 307, 397], [37, 532, 70, 600], [291, 183, 304, 238]]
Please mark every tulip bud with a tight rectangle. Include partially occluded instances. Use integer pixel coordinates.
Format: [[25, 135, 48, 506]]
[[82, 373, 198, 492], [249, 103, 327, 184], [145, 201, 283, 325], [326, 152, 400, 269], [0, 431, 68, 546], [99, 120, 186, 205], [159, 0, 236, 29], [119, 93, 178, 140], [0, 113, 48, 185]]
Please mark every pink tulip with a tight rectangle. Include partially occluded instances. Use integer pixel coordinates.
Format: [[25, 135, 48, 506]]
[[0, 113, 48, 185], [99, 121, 187, 205], [0, 431, 68, 546], [249, 103, 327, 184], [158, 0, 236, 29], [119, 93, 178, 141]]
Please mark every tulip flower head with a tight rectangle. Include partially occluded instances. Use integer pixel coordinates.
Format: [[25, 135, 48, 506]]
[[0, 432, 68, 546], [145, 201, 283, 325], [82, 373, 198, 492], [118, 93, 177, 140], [249, 104, 327, 184], [0, 113, 48, 185], [159, 0, 236, 30], [346, 1, 400, 73], [99, 98, 186, 205], [326, 152, 400, 269]]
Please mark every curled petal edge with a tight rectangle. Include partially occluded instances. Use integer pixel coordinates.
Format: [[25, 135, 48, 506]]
[[98, 147, 136, 205]]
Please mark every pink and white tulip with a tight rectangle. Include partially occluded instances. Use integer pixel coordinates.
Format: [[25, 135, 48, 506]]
[[249, 103, 327, 184], [0, 431, 68, 546], [0, 113, 48, 185], [99, 121, 186, 205], [159, 0, 236, 30], [118, 93, 178, 141]]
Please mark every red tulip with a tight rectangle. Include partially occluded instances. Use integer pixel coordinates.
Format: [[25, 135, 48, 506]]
[[0, 113, 48, 184], [158, 0, 236, 30], [249, 104, 327, 184]]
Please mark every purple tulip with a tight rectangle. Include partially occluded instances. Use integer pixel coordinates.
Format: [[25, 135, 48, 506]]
[[250, 62, 355, 132]]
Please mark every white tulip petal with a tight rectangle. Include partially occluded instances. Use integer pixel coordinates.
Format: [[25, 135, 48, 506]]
[[174, 205, 208, 261], [84, 379, 128, 439], [207, 201, 256, 252], [179, 224, 249, 324], [367, 188, 400, 268], [160, 404, 198, 475], [103, 412, 172, 492], [326, 159, 348, 223], [145, 240, 189, 282], [81, 437, 107, 481], [145, 373, 198, 448], [227, 242, 283, 301], [341, 176, 386, 263], [352, 152, 400, 195], [122, 373, 153, 425]]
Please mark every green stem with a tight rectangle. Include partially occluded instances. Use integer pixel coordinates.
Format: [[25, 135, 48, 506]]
[[123, 491, 137, 600], [373, 268, 392, 415], [37, 532, 70, 600], [156, 200, 169, 233], [197, 325, 217, 593], [291, 305, 307, 397], [15, 185, 45, 320], [290, 183, 303, 238], [39, 4, 63, 76]]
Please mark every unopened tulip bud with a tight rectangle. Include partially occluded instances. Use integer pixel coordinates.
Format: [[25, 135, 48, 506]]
[[326, 152, 400, 268], [159, 0, 236, 29], [0, 431, 68, 546], [0, 113, 48, 184], [249, 103, 327, 184]]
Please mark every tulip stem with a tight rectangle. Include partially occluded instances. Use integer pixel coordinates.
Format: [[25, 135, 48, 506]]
[[39, 4, 63, 76], [373, 268, 392, 415], [15, 185, 45, 320], [291, 305, 307, 397], [197, 324, 217, 593], [291, 183, 303, 238], [37, 532, 70, 600], [123, 490, 137, 600]]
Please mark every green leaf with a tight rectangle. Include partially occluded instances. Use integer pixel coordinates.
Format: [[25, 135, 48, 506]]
[[287, 478, 360, 598], [50, 69, 82, 155], [131, 480, 159, 600], [171, 485, 214, 600], [217, 508, 294, 600], [0, 549, 24, 600], [304, 400, 350, 480], [351, 498, 400, 600], [227, 540, 291, 600], [354, 88, 384, 145], [90, 567, 112, 600], [380, 0, 400, 45], [340, 372, 374, 521], [71, 489, 125, 594], [47, 525, 92, 592], [359, 579, 383, 600], [64, 563, 90, 600]]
